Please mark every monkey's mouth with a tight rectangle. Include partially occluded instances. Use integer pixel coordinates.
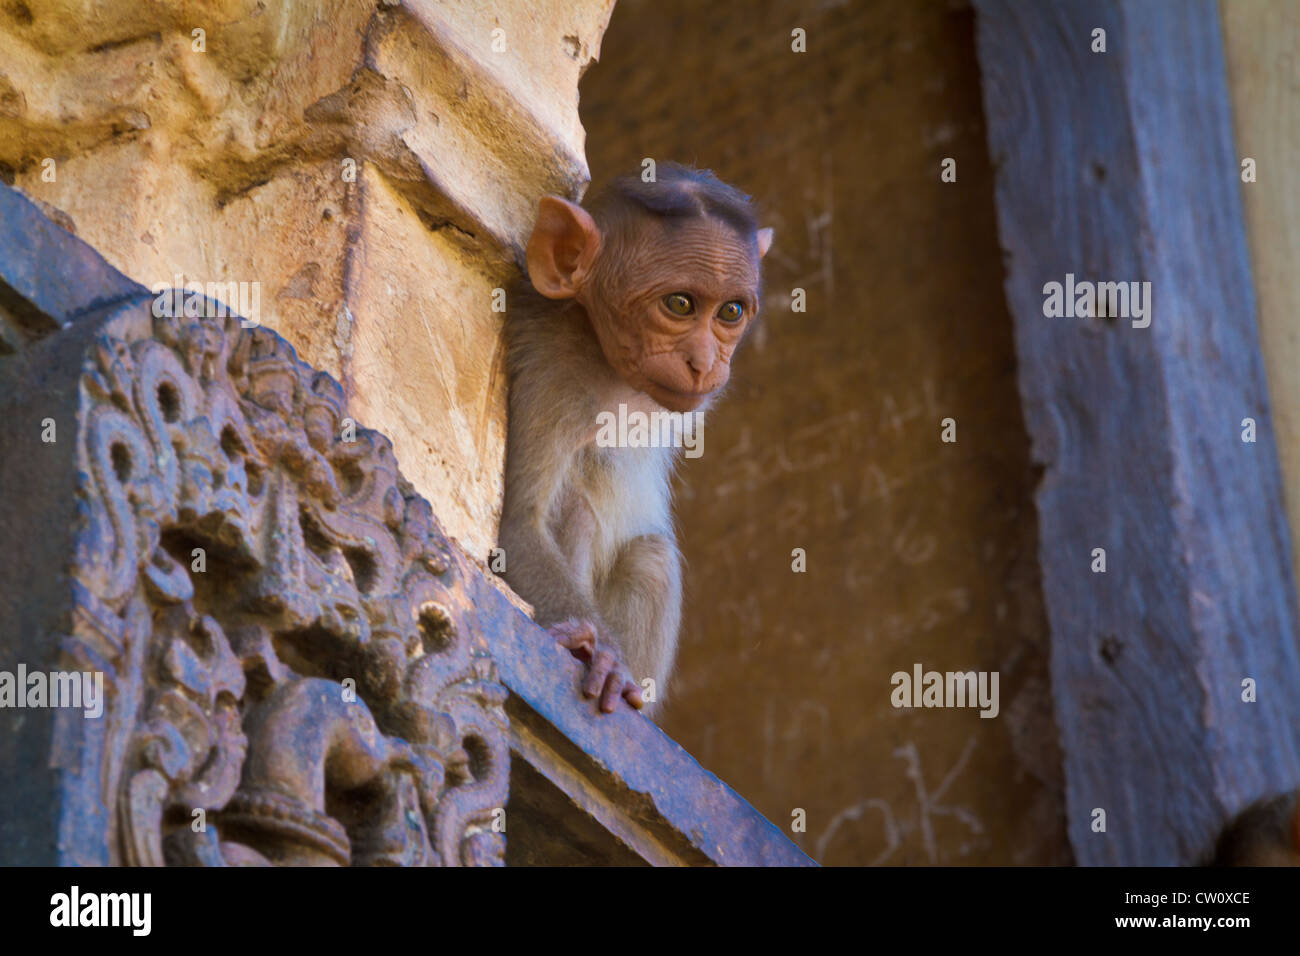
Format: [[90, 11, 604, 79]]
[[647, 383, 709, 411], [648, 381, 710, 400]]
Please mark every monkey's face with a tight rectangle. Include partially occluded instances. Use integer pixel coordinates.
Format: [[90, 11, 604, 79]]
[[585, 218, 763, 413]]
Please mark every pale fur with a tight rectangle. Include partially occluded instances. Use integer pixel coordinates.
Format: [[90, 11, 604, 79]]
[[498, 298, 692, 711]]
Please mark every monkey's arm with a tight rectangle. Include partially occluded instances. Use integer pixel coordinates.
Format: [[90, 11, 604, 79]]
[[498, 501, 597, 626], [498, 462, 645, 714], [497, 386, 600, 626], [598, 532, 682, 711], [497, 354, 645, 713]]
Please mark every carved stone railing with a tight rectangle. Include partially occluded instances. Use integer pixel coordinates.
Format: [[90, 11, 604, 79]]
[[0, 180, 813, 866], [1, 220, 509, 865]]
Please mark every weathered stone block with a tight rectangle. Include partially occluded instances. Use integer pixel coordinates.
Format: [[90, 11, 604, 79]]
[[0, 0, 615, 561]]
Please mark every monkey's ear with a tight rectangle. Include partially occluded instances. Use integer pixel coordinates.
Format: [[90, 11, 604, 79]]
[[756, 227, 774, 259], [526, 196, 602, 299]]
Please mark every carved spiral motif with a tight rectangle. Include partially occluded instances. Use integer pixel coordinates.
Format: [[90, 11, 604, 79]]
[[70, 296, 509, 866]]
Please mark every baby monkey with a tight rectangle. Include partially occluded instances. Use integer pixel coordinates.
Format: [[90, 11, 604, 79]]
[[498, 163, 773, 715], [1209, 789, 1300, 866]]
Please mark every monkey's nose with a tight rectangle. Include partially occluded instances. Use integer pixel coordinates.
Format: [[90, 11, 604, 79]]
[[684, 361, 710, 388], [685, 348, 712, 377]]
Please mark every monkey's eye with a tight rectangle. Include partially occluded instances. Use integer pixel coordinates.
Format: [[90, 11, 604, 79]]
[[718, 301, 744, 323], [663, 293, 694, 316]]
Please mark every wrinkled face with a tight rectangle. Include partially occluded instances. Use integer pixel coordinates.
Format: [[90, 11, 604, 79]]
[[581, 217, 761, 413]]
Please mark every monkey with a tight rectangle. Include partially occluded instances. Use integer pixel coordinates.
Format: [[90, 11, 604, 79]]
[[1208, 789, 1300, 866], [497, 163, 773, 716]]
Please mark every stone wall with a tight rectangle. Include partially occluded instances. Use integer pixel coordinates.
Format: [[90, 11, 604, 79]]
[[580, 0, 1070, 865], [0, 0, 614, 561]]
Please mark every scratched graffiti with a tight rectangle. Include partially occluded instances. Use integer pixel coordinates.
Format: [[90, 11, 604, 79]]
[[815, 737, 986, 865]]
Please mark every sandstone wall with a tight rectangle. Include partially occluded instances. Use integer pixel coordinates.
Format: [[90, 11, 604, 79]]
[[0, 0, 614, 561], [1221, 1, 1300, 595]]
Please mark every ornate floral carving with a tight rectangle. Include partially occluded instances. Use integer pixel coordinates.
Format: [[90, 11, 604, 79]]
[[70, 296, 509, 866]]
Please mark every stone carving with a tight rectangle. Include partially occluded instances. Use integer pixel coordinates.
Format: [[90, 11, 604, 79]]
[[67, 295, 509, 866]]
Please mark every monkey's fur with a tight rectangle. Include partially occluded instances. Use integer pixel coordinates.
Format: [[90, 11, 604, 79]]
[[498, 164, 772, 715], [1208, 790, 1300, 866]]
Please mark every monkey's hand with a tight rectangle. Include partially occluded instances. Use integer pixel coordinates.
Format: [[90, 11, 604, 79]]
[[548, 618, 645, 714]]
